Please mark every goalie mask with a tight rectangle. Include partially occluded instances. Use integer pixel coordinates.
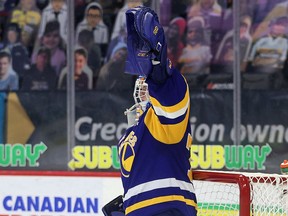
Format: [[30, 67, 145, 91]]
[[125, 77, 150, 127]]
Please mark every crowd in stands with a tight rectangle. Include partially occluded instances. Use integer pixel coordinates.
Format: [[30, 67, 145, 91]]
[[166, 0, 288, 89], [0, 0, 287, 91]]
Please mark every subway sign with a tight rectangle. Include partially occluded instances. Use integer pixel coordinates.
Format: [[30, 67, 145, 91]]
[[190, 144, 272, 170], [0, 142, 47, 167], [68, 144, 272, 171]]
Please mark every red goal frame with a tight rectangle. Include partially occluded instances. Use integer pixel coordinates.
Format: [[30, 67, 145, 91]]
[[193, 170, 288, 216]]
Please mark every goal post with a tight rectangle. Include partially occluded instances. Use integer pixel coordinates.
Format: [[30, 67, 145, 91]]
[[192, 170, 288, 216]]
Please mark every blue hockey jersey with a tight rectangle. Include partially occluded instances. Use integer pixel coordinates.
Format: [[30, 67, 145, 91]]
[[118, 65, 197, 216]]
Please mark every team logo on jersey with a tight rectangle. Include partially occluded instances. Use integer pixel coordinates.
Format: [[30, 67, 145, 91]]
[[168, 59, 172, 69], [153, 26, 159, 35], [137, 52, 148, 57], [119, 131, 137, 177]]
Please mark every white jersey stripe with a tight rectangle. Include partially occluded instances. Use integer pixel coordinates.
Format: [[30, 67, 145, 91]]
[[153, 98, 190, 119], [123, 178, 195, 201]]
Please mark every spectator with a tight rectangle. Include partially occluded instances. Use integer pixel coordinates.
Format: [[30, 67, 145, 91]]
[[250, 0, 286, 30], [247, 16, 288, 74], [74, 0, 98, 26], [187, 0, 223, 56], [187, 0, 222, 21], [0, 50, 19, 90], [0, 0, 18, 41], [77, 29, 102, 85], [96, 42, 134, 93], [0, 23, 31, 81], [8, 0, 41, 53], [76, 2, 109, 57], [58, 47, 93, 90], [21, 46, 57, 90], [213, 15, 252, 73], [105, 21, 127, 63], [21, 24, 35, 56], [219, 0, 253, 43], [166, 17, 186, 68], [110, 0, 143, 40], [32, 20, 66, 76], [58, 47, 91, 90], [252, 1, 288, 41], [178, 17, 212, 75], [38, 0, 68, 43]]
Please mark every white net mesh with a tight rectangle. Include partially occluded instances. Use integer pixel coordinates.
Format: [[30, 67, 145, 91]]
[[193, 171, 288, 216], [195, 181, 240, 216], [248, 173, 288, 216]]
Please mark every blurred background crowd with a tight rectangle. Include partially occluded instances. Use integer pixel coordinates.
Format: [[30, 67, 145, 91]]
[[0, 0, 287, 92]]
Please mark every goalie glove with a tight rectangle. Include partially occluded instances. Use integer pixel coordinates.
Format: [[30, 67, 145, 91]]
[[125, 6, 172, 82]]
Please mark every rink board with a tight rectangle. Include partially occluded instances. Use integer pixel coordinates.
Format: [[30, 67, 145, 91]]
[[0, 171, 122, 216]]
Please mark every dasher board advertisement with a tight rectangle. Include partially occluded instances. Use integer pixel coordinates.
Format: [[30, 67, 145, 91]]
[[0, 173, 123, 216]]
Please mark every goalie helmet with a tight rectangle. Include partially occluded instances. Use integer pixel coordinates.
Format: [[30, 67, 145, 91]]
[[125, 77, 150, 127]]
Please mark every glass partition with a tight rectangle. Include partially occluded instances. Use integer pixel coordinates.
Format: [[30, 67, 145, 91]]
[[240, 0, 288, 173], [0, 0, 287, 174], [0, 0, 69, 170]]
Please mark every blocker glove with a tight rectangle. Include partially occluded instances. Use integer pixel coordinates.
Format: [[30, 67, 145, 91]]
[[125, 6, 172, 82]]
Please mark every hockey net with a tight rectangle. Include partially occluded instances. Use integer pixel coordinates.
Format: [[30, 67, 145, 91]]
[[192, 170, 288, 216]]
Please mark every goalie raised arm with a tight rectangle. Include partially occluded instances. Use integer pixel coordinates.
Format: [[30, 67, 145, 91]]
[[117, 6, 197, 216]]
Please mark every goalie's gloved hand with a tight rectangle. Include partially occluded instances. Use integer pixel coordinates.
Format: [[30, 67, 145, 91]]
[[125, 6, 172, 82]]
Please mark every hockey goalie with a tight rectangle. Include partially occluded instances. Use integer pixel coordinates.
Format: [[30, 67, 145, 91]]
[[103, 6, 197, 216]]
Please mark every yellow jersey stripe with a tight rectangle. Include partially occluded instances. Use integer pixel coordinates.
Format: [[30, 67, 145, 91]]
[[125, 195, 197, 215], [144, 105, 190, 144]]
